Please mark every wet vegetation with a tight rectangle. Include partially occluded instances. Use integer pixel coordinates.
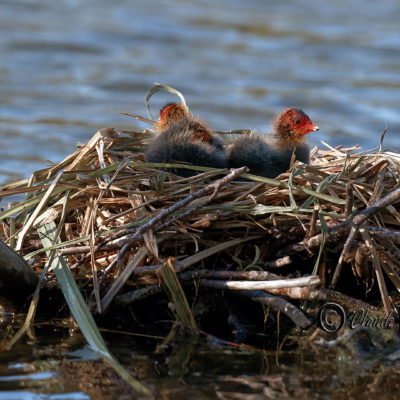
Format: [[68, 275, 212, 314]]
[[1, 88, 400, 397]]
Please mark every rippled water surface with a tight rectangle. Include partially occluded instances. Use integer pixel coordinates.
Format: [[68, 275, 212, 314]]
[[0, 320, 399, 400], [1, 0, 400, 185], [1, 1, 400, 398]]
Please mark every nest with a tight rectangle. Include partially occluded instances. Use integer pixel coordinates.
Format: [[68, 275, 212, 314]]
[[1, 125, 400, 336]]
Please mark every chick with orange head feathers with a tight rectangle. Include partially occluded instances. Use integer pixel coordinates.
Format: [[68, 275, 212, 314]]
[[145, 103, 226, 177], [227, 108, 318, 178]]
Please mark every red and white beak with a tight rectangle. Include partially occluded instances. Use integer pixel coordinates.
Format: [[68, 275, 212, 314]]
[[312, 124, 319, 131]]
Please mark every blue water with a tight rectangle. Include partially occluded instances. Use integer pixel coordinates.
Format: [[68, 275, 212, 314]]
[[2, 3, 400, 395], [1, 0, 400, 186]]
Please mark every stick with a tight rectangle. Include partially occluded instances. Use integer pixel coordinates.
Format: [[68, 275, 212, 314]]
[[234, 290, 311, 329], [100, 246, 149, 312], [264, 256, 293, 268], [58, 243, 122, 256], [92, 168, 249, 308], [330, 224, 359, 288], [330, 186, 400, 237], [199, 276, 320, 291], [113, 269, 311, 328], [307, 205, 319, 239], [113, 268, 297, 305], [72, 166, 248, 270], [344, 182, 354, 217], [360, 228, 392, 315], [330, 187, 400, 287], [368, 226, 400, 245], [100, 167, 248, 279], [119, 112, 154, 125], [266, 286, 376, 312], [190, 269, 282, 281], [278, 187, 400, 273]]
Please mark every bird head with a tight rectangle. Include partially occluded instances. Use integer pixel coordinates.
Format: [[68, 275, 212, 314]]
[[158, 103, 187, 126], [273, 108, 319, 142]]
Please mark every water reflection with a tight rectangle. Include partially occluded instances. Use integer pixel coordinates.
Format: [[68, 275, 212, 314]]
[[1, 313, 400, 399], [1, 0, 400, 186]]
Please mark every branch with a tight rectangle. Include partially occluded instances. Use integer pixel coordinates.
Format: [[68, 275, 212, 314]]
[[74, 166, 248, 271], [285, 186, 400, 257], [234, 290, 311, 329], [199, 276, 320, 291], [330, 186, 400, 287]]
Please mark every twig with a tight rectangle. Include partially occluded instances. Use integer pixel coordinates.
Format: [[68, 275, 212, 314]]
[[115, 285, 163, 304], [264, 255, 293, 269], [330, 224, 359, 288], [119, 112, 154, 125], [128, 265, 280, 279], [379, 127, 387, 152], [344, 182, 354, 217], [330, 187, 400, 287], [72, 166, 248, 270], [181, 269, 282, 281], [113, 270, 311, 328], [288, 186, 400, 258], [81, 236, 258, 302], [15, 172, 63, 251], [307, 205, 319, 239], [331, 185, 400, 237], [267, 287, 376, 312], [354, 243, 371, 281], [275, 187, 400, 287], [234, 290, 311, 329], [100, 246, 149, 312], [58, 243, 122, 256], [115, 282, 377, 318], [199, 276, 320, 291], [100, 167, 248, 280], [360, 228, 392, 315], [368, 226, 400, 246], [113, 268, 281, 305], [101, 236, 261, 310], [92, 168, 249, 307], [376, 250, 400, 291]]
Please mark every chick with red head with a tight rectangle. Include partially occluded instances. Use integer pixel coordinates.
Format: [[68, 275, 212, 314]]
[[145, 103, 226, 177], [227, 108, 318, 178]]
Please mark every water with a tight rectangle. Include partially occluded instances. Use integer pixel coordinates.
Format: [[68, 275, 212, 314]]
[[1, 0, 400, 186], [1, 1, 400, 398], [0, 319, 399, 400]]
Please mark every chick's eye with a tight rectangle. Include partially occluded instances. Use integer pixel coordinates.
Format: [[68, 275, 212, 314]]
[[295, 119, 301, 124]]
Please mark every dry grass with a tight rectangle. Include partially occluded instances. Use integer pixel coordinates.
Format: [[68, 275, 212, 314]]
[[1, 124, 400, 329]]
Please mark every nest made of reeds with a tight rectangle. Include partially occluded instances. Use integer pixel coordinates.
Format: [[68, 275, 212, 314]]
[[1, 118, 400, 334]]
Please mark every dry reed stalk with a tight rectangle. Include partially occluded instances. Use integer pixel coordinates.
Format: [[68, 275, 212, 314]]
[[1, 125, 400, 330]]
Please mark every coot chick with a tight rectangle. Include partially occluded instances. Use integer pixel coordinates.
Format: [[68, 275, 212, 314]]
[[227, 108, 318, 178], [145, 103, 226, 177]]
